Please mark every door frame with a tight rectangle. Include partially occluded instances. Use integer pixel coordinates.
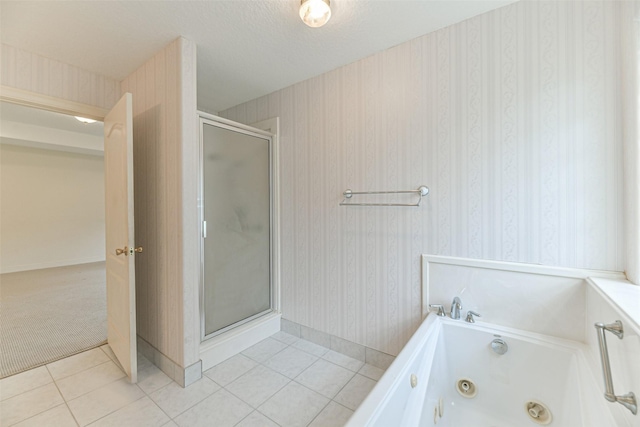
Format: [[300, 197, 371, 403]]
[[197, 112, 281, 342], [1, 86, 109, 120], [0, 85, 119, 356]]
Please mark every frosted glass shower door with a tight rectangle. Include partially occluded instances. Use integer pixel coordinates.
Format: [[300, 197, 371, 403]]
[[202, 121, 272, 337]]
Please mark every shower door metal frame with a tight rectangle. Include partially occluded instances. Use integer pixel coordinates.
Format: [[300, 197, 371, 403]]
[[198, 112, 280, 342]]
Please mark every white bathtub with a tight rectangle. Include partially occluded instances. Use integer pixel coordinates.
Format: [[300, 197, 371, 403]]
[[347, 315, 618, 426]]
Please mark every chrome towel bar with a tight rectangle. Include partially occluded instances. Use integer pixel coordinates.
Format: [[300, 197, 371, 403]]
[[339, 185, 429, 207], [594, 320, 637, 415]]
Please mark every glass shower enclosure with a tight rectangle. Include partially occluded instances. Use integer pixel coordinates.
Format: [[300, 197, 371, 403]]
[[200, 116, 274, 340]]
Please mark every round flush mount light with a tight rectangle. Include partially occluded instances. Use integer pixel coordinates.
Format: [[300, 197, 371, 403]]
[[74, 116, 97, 124], [299, 0, 331, 28]]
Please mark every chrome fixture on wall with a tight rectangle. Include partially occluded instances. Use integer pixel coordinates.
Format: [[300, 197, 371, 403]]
[[339, 185, 429, 207], [594, 320, 637, 415]]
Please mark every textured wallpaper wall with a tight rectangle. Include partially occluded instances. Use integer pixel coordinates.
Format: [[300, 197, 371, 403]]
[[222, 1, 625, 355], [621, 1, 640, 285], [1, 44, 119, 110], [121, 37, 200, 368]]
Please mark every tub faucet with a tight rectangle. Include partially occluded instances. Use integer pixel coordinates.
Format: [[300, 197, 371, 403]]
[[450, 297, 462, 320]]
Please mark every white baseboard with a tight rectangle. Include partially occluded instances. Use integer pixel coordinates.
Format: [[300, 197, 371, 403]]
[[0, 257, 106, 274], [200, 312, 281, 371], [137, 335, 202, 388]]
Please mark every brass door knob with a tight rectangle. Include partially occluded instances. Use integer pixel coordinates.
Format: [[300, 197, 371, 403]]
[[115, 246, 142, 256], [115, 247, 128, 256]]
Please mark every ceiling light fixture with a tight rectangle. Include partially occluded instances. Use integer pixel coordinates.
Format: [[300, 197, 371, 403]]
[[75, 116, 97, 124], [299, 0, 331, 28]]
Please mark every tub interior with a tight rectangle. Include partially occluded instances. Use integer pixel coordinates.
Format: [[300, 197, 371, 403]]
[[348, 316, 617, 427], [423, 322, 583, 426]]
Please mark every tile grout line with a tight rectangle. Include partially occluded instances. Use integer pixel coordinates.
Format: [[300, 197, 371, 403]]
[[48, 357, 114, 384], [4, 402, 72, 427], [291, 379, 345, 426], [300, 393, 333, 427], [227, 336, 363, 401], [58, 361, 127, 403], [156, 382, 194, 422], [254, 409, 283, 427], [231, 407, 283, 427], [320, 353, 364, 374], [231, 410, 255, 427], [306, 400, 340, 427], [208, 338, 333, 426], [164, 379, 224, 422], [230, 340, 295, 415], [330, 377, 355, 406], [224, 375, 292, 411], [284, 321, 397, 367], [54, 355, 141, 427], [66, 379, 146, 426], [0, 367, 55, 403], [197, 334, 380, 426], [82, 394, 147, 427], [46, 364, 81, 427], [4, 333, 376, 427], [146, 396, 174, 425], [95, 369, 181, 426]]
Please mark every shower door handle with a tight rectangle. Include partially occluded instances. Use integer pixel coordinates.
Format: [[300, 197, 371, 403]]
[[203, 221, 207, 238]]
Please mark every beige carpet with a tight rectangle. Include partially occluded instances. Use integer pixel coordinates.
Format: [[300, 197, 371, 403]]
[[0, 262, 107, 378]]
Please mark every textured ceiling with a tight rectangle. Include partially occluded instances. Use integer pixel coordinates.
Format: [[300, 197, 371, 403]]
[[1, 1, 516, 113]]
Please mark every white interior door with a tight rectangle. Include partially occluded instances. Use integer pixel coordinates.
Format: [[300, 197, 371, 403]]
[[104, 93, 137, 383]]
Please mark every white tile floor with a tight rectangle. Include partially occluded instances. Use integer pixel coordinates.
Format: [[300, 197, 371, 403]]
[[0, 332, 386, 427]]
